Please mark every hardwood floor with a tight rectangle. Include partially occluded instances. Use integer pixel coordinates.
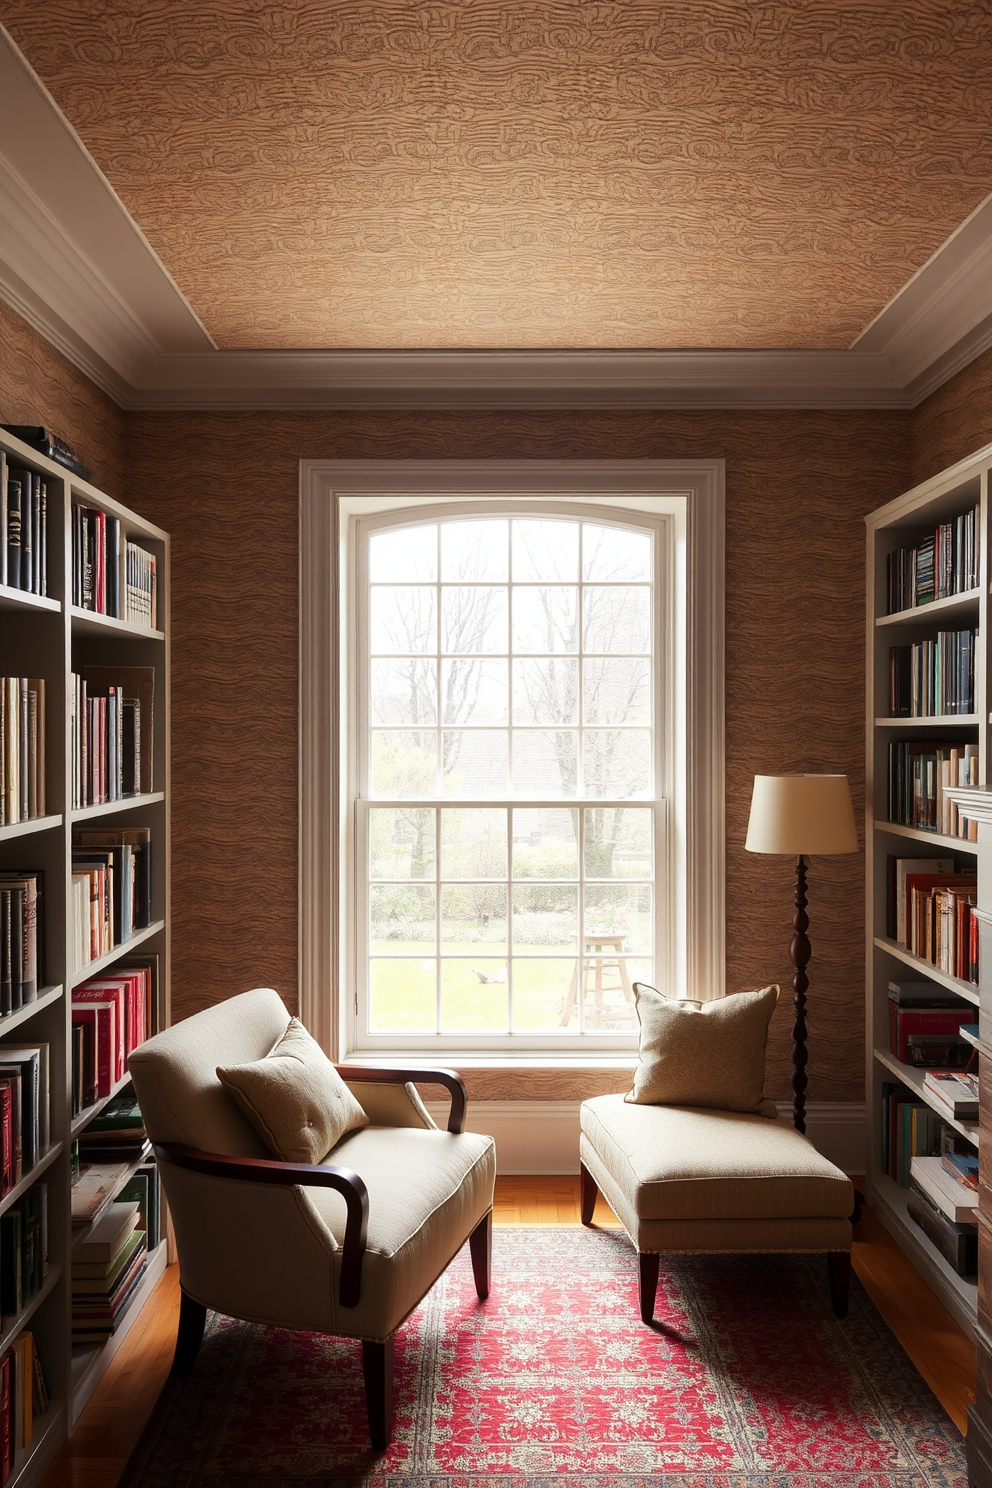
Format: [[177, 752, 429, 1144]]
[[40, 1177, 974, 1486]]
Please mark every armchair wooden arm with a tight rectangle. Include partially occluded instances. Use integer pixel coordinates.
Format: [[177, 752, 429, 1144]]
[[337, 1065, 467, 1134], [153, 1142, 369, 1307]]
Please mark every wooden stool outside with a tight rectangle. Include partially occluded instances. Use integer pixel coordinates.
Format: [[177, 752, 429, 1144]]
[[561, 935, 634, 1027]]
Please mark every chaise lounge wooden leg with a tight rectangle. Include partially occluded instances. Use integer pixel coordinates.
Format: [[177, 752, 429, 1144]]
[[171, 1289, 207, 1376], [580, 1163, 599, 1227], [827, 1251, 851, 1319], [638, 1252, 660, 1324], [362, 1337, 395, 1451], [469, 1209, 492, 1300]]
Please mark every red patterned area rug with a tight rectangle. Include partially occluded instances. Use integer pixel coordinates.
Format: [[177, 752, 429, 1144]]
[[119, 1228, 965, 1488]]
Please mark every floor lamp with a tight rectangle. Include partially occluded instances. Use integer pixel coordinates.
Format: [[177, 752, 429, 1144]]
[[745, 774, 859, 1135]]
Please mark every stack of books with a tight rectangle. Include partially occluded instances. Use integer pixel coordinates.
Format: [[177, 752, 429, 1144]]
[[72, 506, 157, 628], [923, 1070, 979, 1121], [0, 1045, 50, 1192], [0, 1330, 48, 1476], [1, 454, 47, 597], [888, 981, 973, 1067], [75, 1093, 150, 1170], [887, 741, 979, 839], [0, 1186, 48, 1319], [70, 666, 154, 809], [888, 629, 976, 716], [908, 1138, 979, 1277], [70, 829, 152, 974], [885, 507, 980, 612], [71, 1201, 148, 1345], [0, 874, 41, 1016], [0, 681, 45, 826]]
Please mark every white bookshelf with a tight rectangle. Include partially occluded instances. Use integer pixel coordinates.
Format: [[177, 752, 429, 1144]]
[[865, 441, 991, 1342], [0, 428, 170, 1481]]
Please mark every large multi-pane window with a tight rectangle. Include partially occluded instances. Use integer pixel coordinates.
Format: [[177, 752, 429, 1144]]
[[357, 508, 665, 1043]]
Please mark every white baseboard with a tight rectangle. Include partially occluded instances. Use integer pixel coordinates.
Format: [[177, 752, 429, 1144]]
[[426, 1100, 867, 1176]]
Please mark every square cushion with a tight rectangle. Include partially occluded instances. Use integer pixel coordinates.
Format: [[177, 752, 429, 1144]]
[[627, 982, 779, 1116], [581, 1094, 853, 1221], [217, 1017, 368, 1163]]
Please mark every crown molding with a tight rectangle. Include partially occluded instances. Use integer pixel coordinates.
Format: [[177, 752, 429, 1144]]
[[1, 24, 991, 413]]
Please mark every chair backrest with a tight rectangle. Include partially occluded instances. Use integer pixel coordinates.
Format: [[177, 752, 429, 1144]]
[[128, 986, 290, 1156]]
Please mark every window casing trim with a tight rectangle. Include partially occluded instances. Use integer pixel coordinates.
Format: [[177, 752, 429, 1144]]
[[299, 460, 725, 1059]]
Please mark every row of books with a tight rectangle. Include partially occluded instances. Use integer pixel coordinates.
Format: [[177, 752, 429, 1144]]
[[71, 829, 152, 974], [884, 858, 979, 984], [888, 982, 975, 1068], [885, 507, 979, 613], [886, 741, 979, 839], [0, 1045, 49, 1194], [0, 454, 47, 598], [72, 967, 153, 1109], [72, 1180, 157, 1345], [70, 667, 154, 809], [0, 1186, 47, 1320], [0, 1331, 48, 1481], [75, 1091, 149, 1166], [72, 504, 158, 628], [888, 630, 975, 716], [0, 680, 45, 828], [0, 875, 40, 1017]]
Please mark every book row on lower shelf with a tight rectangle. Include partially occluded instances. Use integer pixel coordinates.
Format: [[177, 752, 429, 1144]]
[[0, 1044, 48, 1197], [888, 629, 976, 717], [72, 967, 155, 1116], [881, 1079, 978, 1277], [885, 857, 979, 985], [0, 1331, 49, 1484], [0, 453, 47, 599], [887, 740, 979, 839], [72, 1172, 158, 1346], [0, 876, 40, 1018], [0, 682, 45, 829], [70, 667, 154, 810]]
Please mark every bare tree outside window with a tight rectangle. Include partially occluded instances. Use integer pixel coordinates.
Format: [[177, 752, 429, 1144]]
[[365, 515, 657, 1036]]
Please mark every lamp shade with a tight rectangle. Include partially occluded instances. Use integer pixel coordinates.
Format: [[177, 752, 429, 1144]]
[[745, 774, 859, 855]]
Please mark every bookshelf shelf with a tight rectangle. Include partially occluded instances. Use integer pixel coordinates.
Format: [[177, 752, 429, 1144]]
[[874, 820, 978, 852], [70, 1241, 168, 1424], [873, 1048, 979, 1144], [0, 815, 63, 844], [873, 715, 978, 727], [0, 584, 61, 616], [70, 793, 164, 823], [0, 425, 170, 1479], [0, 1146, 64, 1223], [69, 606, 164, 641], [867, 450, 990, 1347], [69, 920, 166, 989], [0, 1266, 63, 1361], [875, 589, 981, 627], [0, 986, 63, 1040], [871, 938, 980, 1004]]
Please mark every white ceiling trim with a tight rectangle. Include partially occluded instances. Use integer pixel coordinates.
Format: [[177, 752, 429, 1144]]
[[1, 24, 991, 413]]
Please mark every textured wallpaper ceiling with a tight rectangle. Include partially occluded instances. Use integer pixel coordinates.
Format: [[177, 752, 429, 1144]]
[[3, 1, 992, 351]]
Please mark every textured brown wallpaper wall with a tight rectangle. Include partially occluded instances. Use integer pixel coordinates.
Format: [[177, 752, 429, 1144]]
[[912, 345, 992, 488], [0, 301, 125, 498], [124, 408, 911, 1104]]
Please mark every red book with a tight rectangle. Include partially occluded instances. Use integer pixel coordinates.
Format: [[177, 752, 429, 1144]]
[[888, 1003, 972, 1062], [71, 1003, 116, 1098], [0, 1086, 12, 1199], [73, 984, 127, 1082]]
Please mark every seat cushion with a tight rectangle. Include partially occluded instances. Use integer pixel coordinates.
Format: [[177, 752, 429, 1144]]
[[301, 1125, 496, 1340], [581, 1094, 853, 1221]]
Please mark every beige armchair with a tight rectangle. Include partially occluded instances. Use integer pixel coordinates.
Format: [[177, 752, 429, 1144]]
[[128, 988, 496, 1449]]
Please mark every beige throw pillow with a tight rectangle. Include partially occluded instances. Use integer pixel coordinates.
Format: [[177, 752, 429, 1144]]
[[626, 982, 780, 1117], [217, 1018, 368, 1163]]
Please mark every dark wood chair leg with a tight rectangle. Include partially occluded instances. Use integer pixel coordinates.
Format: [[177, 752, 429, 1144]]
[[170, 1289, 207, 1376], [638, 1252, 660, 1324], [362, 1337, 395, 1452], [828, 1251, 851, 1319], [469, 1209, 492, 1300], [580, 1163, 599, 1227]]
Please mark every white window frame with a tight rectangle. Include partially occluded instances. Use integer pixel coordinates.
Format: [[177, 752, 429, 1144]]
[[299, 460, 725, 1061]]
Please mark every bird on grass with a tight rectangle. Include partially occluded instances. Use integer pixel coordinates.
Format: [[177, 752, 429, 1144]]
[[472, 964, 507, 984]]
